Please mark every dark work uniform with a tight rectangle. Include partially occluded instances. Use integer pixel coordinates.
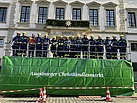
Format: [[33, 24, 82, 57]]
[[35, 36, 43, 57], [64, 38, 71, 58], [50, 38, 57, 57], [111, 38, 118, 59], [20, 35, 29, 56], [96, 38, 104, 59], [81, 36, 89, 58], [70, 38, 76, 58], [105, 38, 112, 59], [75, 37, 82, 58], [118, 38, 127, 59], [12, 34, 21, 56], [57, 38, 64, 57], [89, 37, 96, 58], [43, 37, 50, 57]]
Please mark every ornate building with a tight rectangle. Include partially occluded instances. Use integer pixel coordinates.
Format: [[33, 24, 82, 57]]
[[0, 0, 137, 73]]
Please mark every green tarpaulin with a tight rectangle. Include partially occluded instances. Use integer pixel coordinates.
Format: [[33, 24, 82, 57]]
[[0, 56, 135, 96]]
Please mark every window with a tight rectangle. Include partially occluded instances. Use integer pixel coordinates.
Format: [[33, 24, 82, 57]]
[[0, 39, 3, 47], [131, 43, 137, 51], [106, 9, 115, 26], [0, 7, 7, 22], [56, 8, 64, 20], [72, 8, 81, 20], [89, 9, 98, 25], [38, 7, 48, 23], [128, 12, 136, 27], [20, 6, 30, 22]]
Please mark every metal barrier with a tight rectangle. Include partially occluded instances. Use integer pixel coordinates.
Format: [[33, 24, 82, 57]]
[[5, 42, 131, 60]]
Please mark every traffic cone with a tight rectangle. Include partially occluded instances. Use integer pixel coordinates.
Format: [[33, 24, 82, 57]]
[[36, 88, 43, 102], [106, 87, 112, 102], [42, 87, 47, 102]]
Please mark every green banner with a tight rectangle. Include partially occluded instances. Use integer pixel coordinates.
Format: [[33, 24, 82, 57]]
[[0, 56, 135, 96]]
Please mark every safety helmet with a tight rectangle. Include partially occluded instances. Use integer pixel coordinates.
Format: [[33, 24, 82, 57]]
[[66, 36, 69, 38], [77, 34, 80, 37], [106, 36, 110, 38], [72, 36, 75, 38], [23, 32, 26, 36], [17, 32, 21, 35], [98, 35, 101, 38], [23, 32, 26, 34], [90, 35, 94, 38], [120, 34, 124, 37], [45, 34, 48, 36], [53, 36, 56, 39], [113, 35, 116, 37], [37, 33, 41, 35], [60, 36, 63, 38]]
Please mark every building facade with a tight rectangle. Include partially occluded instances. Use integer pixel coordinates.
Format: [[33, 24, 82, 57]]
[[0, 0, 137, 72]]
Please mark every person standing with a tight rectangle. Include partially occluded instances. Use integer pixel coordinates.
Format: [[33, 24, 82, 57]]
[[105, 36, 112, 59], [20, 32, 29, 56], [75, 34, 82, 58], [43, 34, 50, 57], [89, 35, 96, 58], [64, 36, 71, 58], [35, 33, 43, 57], [50, 36, 57, 57], [111, 35, 118, 59], [28, 34, 35, 57], [96, 35, 104, 59], [81, 34, 89, 58], [70, 36, 76, 58], [118, 34, 127, 59], [12, 32, 21, 56], [57, 36, 64, 57]]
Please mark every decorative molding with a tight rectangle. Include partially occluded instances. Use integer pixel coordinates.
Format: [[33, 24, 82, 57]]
[[0, 2, 11, 6], [126, 8, 137, 11], [35, 0, 51, 5], [86, 1, 101, 7], [18, 0, 33, 4], [102, 2, 118, 7], [53, 0, 68, 6], [69, 1, 85, 6]]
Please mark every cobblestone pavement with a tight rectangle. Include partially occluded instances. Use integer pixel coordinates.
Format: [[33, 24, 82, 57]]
[[0, 96, 137, 103]]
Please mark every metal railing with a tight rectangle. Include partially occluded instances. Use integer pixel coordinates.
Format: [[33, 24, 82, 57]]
[[4, 43, 131, 60]]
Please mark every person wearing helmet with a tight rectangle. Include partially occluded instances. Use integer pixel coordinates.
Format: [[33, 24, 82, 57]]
[[75, 34, 82, 58], [64, 36, 71, 58], [70, 36, 76, 58], [105, 36, 112, 59], [111, 35, 118, 59], [12, 32, 21, 56], [42, 34, 50, 57], [81, 34, 89, 58], [20, 32, 29, 56], [118, 34, 127, 59], [96, 35, 104, 59], [50, 36, 57, 57], [28, 34, 35, 57], [35, 33, 43, 57], [89, 35, 96, 58], [57, 36, 64, 57]]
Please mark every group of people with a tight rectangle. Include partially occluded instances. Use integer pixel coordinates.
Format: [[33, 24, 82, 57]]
[[11, 32, 127, 59]]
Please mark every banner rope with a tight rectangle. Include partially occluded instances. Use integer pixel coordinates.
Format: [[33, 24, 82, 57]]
[[0, 86, 137, 94]]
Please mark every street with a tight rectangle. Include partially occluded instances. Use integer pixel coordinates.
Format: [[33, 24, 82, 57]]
[[0, 96, 137, 103]]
